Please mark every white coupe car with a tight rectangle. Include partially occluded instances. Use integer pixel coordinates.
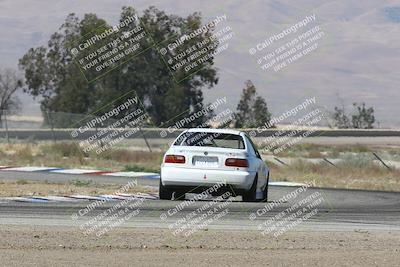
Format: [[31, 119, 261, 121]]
[[160, 128, 269, 202]]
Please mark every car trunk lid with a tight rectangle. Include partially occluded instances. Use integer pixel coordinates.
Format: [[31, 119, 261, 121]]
[[169, 146, 248, 170]]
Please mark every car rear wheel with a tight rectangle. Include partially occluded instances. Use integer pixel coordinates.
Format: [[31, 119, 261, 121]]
[[258, 173, 269, 202], [242, 174, 258, 202], [159, 179, 173, 200], [173, 190, 187, 200]]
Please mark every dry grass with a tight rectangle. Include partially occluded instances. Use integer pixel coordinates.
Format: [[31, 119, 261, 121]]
[[0, 180, 155, 197], [0, 142, 163, 172], [268, 157, 400, 191], [2, 141, 400, 192], [268, 143, 373, 158]]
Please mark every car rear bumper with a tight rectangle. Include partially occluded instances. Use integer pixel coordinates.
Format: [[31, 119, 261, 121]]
[[161, 166, 256, 190]]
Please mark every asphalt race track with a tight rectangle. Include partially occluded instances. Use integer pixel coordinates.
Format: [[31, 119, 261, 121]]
[[0, 171, 399, 232]]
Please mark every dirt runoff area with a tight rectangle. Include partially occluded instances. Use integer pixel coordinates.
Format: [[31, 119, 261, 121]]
[[0, 225, 399, 266], [0, 180, 156, 197]]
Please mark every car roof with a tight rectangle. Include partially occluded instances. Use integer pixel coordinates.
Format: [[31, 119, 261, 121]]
[[185, 128, 243, 135]]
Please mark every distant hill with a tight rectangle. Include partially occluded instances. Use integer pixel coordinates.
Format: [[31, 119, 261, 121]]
[[1, 0, 400, 127]]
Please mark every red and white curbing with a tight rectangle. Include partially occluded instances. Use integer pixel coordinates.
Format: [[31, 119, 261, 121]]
[[0, 166, 308, 203], [269, 181, 308, 187], [0, 193, 159, 203], [2, 167, 61, 172], [0, 166, 306, 186], [103, 172, 160, 179], [0, 166, 160, 179]]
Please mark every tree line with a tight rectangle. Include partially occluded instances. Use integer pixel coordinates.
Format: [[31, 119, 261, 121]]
[[1, 6, 376, 129]]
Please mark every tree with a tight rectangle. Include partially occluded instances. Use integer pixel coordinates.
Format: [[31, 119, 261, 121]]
[[19, 6, 218, 127], [0, 69, 23, 128], [19, 13, 102, 126], [332, 102, 375, 129], [351, 102, 375, 129], [234, 80, 271, 128], [253, 96, 272, 127], [332, 106, 350, 129]]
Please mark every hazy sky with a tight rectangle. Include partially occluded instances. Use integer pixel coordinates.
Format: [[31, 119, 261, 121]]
[[1, 0, 399, 127]]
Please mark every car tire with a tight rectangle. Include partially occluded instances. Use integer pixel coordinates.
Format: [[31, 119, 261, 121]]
[[258, 173, 269, 203], [173, 190, 186, 201], [242, 174, 258, 202], [159, 179, 173, 200]]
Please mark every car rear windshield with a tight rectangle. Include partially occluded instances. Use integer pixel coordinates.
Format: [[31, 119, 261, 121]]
[[174, 132, 245, 149]]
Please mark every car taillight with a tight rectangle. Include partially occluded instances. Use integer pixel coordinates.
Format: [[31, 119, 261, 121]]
[[225, 158, 248, 167], [164, 155, 186, 164]]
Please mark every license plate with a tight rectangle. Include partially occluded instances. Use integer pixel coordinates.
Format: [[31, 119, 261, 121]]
[[193, 156, 218, 167]]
